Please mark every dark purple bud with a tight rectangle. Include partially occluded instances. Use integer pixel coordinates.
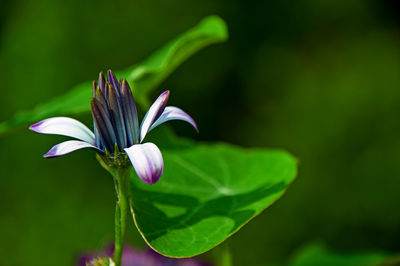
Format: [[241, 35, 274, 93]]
[[108, 84, 127, 149], [107, 70, 120, 97], [95, 87, 106, 106], [93, 125, 103, 150], [92, 81, 97, 97], [98, 72, 106, 95], [121, 80, 140, 145], [91, 98, 117, 152]]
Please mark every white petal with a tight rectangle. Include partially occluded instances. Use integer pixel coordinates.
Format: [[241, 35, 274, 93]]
[[140, 91, 170, 142], [44, 140, 101, 158], [29, 117, 95, 144], [149, 106, 198, 133], [124, 142, 164, 184]]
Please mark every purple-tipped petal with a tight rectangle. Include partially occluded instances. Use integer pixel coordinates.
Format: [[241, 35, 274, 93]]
[[140, 90, 170, 142], [29, 117, 95, 144], [149, 106, 198, 133], [124, 142, 164, 184], [44, 140, 102, 158]]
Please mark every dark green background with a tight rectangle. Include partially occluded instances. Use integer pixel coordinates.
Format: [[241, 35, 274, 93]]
[[1, 0, 400, 265]]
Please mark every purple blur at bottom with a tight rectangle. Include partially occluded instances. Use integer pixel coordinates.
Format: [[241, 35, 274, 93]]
[[78, 244, 213, 266]]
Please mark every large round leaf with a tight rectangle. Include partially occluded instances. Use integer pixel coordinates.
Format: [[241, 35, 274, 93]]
[[129, 141, 297, 257]]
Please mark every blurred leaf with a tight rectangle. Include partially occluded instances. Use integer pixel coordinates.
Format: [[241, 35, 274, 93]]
[[0, 82, 91, 134], [129, 131, 297, 257], [120, 15, 228, 104], [289, 243, 387, 266], [0, 15, 228, 134]]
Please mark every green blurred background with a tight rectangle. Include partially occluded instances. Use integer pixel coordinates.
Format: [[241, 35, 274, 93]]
[[1, 0, 400, 265]]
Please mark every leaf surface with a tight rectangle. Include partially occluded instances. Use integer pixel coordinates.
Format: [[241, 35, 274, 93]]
[[129, 134, 297, 257]]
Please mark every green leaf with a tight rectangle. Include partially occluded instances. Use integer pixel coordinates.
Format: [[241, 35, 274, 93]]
[[0, 15, 228, 134], [120, 15, 228, 104], [129, 133, 297, 257], [0, 82, 91, 134], [289, 243, 388, 266]]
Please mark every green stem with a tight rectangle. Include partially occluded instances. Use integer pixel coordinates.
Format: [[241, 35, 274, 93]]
[[217, 242, 233, 266], [112, 168, 130, 266]]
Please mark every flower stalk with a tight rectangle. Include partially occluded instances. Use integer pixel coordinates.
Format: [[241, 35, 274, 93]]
[[112, 167, 130, 266]]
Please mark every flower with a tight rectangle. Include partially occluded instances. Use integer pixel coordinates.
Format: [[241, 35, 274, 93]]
[[30, 70, 197, 184]]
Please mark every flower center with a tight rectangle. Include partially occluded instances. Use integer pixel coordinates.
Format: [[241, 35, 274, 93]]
[[97, 149, 132, 171]]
